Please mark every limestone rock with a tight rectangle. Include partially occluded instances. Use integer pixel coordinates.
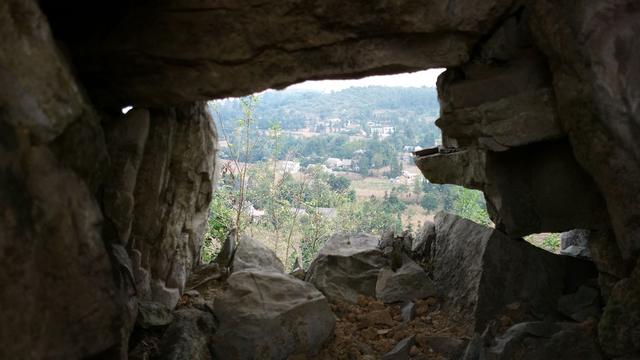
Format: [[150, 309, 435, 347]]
[[213, 270, 335, 359], [103, 108, 150, 245], [412, 221, 436, 256], [557, 285, 601, 322], [58, 0, 521, 106], [130, 102, 217, 308], [306, 233, 387, 303], [382, 336, 415, 360], [375, 257, 437, 304], [0, 2, 128, 358], [0, 144, 126, 358], [136, 301, 174, 329], [477, 321, 603, 360], [289, 258, 306, 280], [157, 308, 216, 360], [598, 259, 640, 358], [560, 229, 591, 250], [437, 52, 563, 151], [530, 0, 640, 261], [0, 0, 96, 143], [417, 335, 467, 359], [560, 245, 591, 259], [401, 302, 416, 323], [431, 212, 597, 331], [415, 148, 487, 191], [233, 235, 284, 273]]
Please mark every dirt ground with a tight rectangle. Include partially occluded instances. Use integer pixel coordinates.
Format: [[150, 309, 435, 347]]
[[316, 296, 471, 360]]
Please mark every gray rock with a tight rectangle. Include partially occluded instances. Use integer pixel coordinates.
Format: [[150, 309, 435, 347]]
[[289, 257, 305, 280], [561, 245, 591, 258], [598, 260, 640, 357], [157, 308, 216, 360], [418, 335, 467, 359], [150, 279, 182, 310], [102, 108, 150, 246], [401, 302, 416, 323], [382, 336, 415, 360], [136, 301, 174, 329], [67, 0, 520, 106], [412, 221, 435, 256], [375, 256, 437, 304], [560, 229, 591, 250], [480, 321, 603, 360], [213, 270, 335, 359], [306, 234, 387, 303], [558, 285, 601, 322], [130, 103, 217, 306], [233, 235, 284, 273], [431, 213, 597, 331]]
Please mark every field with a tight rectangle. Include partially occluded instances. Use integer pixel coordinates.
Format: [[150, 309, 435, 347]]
[[351, 177, 395, 198]]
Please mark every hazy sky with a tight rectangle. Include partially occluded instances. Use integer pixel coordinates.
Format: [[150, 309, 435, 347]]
[[286, 68, 445, 92]]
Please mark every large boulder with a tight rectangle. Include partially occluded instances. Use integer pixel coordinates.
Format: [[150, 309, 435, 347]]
[[232, 235, 284, 273], [431, 212, 597, 331], [375, 256, 437, 304], [213, 270, 335, 359], [306, 234, 387, 303]]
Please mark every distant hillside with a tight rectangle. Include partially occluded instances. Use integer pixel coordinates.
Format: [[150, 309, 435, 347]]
[[211, 86, 439, 131]]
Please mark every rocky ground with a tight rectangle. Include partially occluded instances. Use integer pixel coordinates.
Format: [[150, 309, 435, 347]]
[[317, 296, 469, 360], [128, 213, 606, 360]]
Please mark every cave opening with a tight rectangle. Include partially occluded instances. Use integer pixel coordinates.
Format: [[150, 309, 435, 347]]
[[2, 1, 638, 359], [199, 69, 493, 270]]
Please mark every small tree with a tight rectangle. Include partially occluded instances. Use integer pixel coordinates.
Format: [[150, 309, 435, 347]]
[[452, 186, 492, 226]]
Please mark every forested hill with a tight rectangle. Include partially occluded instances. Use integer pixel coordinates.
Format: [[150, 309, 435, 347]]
[[212, 86, 439, 130]]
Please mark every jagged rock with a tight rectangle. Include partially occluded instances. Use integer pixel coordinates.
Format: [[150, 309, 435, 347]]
[[212, 229, 236, 268], [129, 102, 217, 308], [561, 229, 591, 250], [560, 245, 591, 258], [58, 1, 520, 106], [558, 285, 601, 322], [431, 212, 597, 331], [185, 263, 224, 291], [360, 309, 395, 327], [418, 141, 606, 238], [232, 235, 284, 273], [415, 148, 487, 190], [375, 256, 437, 304], [412, 221, 435, 257], [476, 321, 603, 360], [598, 259, 640, 358], [438, 51, 563, 150], [157, 308, 216, 360], [289, 257, 306, 280], [417, 335, 467, 359], [401, 302, 416, 323], [382, 336, 415, 360], [213, 270, 335, 359], [136, 301, 173, 329], [102, 108, 150, 245], [530, 0, 640, 261], [306, 234, 387, 303], [379, 230, 405, 270]]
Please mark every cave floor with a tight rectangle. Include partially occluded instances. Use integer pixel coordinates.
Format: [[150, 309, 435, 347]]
[[315, 296, 470, 360]]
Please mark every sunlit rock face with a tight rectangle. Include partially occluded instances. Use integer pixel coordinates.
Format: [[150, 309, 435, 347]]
[[1, 0, 639, 358]]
